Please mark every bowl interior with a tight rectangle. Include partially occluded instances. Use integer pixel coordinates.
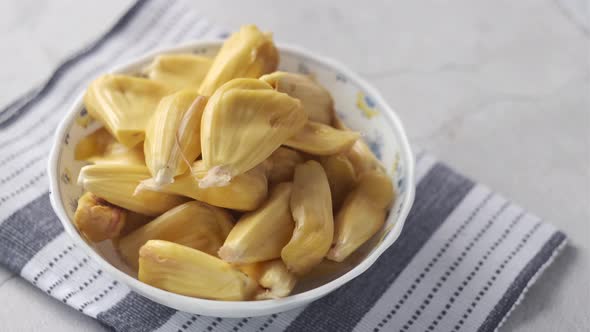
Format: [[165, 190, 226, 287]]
[[53, 42, 413, 299]]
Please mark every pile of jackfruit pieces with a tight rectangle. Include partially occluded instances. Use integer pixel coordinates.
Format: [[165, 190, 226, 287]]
[[73, 25, 395, 301]]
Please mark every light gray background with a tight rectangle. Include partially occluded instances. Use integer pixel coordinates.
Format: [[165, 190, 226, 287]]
[[0, 0, 588, 331]]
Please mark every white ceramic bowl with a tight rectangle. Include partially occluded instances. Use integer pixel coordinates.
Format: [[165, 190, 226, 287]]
[[48, 40, 416, 318]]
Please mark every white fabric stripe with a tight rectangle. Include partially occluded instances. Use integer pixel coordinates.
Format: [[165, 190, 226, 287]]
[[153, 307, 306, 332], [353, 185, 494, 331], [21, 232, 74, 283], [79, 278, 130, 317], [410, 204, 527, 331], [233, 307, 306, 332], [21, 233, 131, 318], [60, 261, 109, 305], [446, 222, 557, 331], [0, 169, 47, 226]]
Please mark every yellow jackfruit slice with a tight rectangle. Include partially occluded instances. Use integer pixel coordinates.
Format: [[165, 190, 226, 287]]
[[284, 121, 360, 156], [144, 90, 206, 186], [139, 240, 258, 300], [198, 25, 278, 96], [143, 53, 212, 91], [199, 78, 307, 187], [319, 154, 357, 210], [218, 182, 294, 264], [138, 160, 268, 211], [282, 161, 334, 275], [260, 71, 334, 124], [264, 147, 304, 184], [239, 260, 297, 299], [327, 171, 395, 262], [84, 74, 172, 147], [77, 163, 187, 216], [118, 201, 234, 270], [73, 192, 127, 242]]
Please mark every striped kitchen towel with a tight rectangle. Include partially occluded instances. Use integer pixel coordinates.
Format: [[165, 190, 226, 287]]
[[0, 0, 567, 331]]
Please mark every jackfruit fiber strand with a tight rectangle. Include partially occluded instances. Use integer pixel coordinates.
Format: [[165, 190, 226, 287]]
[[138, 160, 269, 211], [143, 89, 206, 187]]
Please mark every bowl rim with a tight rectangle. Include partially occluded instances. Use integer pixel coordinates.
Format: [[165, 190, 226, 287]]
[[48, 39, 416, 316]]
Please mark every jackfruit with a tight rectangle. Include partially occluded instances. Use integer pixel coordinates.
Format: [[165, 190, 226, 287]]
[[199, 78, 306, 187], [218, 182, 294, 264], [144, 90, 206, 186], [118, 201, 233, 270], [327, 171, 394, 262], [75, 127, 145, 165], [319, 154, 357, 210], [139, 160, 268, 211], [239, 260, 297, 299], [260, 71, 334, 124], [198, 25, 278, 96], [143, 53, 212, 91], [284, 121, 360, 156], [73, 192, 127, 242], [282, 161, 333, 275], [264, 147, 304, 184], [138, 240, 258, 300], [84, 74, 171, 147], [78, 163, 187, 216], [332, 116, 385, 175]]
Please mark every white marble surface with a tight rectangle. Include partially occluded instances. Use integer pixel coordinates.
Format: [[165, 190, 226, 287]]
[[1, 0, 588, 331]]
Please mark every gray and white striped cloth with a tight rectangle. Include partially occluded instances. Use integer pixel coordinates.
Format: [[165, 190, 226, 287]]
[[0, 1, 567, 331]]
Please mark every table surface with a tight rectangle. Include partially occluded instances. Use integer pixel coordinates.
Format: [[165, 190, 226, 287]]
[[1, 0, 588, 331]]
